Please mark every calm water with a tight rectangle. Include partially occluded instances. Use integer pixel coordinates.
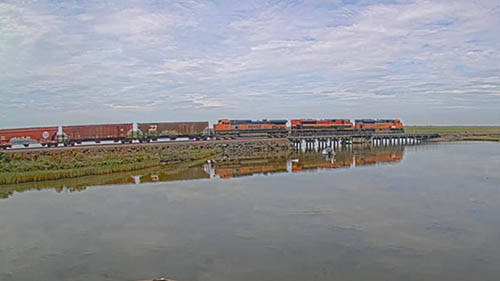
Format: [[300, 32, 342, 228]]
[[1, 142, 500, 281]]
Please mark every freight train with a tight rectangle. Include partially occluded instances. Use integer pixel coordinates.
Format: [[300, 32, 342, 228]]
[[0, 119, 403, 149]]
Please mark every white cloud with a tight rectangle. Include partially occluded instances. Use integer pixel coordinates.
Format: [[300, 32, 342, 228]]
[[321, 91, 395, 101], [94, 8, 173, 35], [0, 3, 60, 44], [186, 94, 231, 108], [109, 103, 156, 111]]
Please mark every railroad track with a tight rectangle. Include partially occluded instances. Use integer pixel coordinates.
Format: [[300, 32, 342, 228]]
[[3, 133, 441, 153], [3, 137, 282, 153]]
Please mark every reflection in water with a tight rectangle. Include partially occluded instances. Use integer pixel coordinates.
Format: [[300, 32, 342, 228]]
[[208, 146, 403, 179], [0, 146, 404, 198]]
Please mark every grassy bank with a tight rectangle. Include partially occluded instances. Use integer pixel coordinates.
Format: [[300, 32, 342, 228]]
[[406, 126, 500, 142], [0, 159, 212, 199], [406, 126, 500, 134], [0, 148, 220, 185], [461, 135, 500, 142]]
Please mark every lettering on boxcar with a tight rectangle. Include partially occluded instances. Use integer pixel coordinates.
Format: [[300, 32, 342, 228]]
[[149, 125, 158, 133]]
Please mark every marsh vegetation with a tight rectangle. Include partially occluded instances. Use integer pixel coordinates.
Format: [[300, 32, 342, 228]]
[[0, 148, 220, 185]]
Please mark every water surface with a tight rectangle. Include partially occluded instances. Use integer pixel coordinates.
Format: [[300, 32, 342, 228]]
[[1, 142, 500, 281]]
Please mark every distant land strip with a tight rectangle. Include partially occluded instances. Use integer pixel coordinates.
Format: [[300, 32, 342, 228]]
[[406, 126, 500, 142]]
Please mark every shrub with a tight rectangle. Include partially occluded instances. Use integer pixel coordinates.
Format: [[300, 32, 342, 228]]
[[0, 152, 11, 163]]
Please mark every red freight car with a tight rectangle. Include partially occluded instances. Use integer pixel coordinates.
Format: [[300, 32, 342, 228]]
[[0, 126, 58, 149], [137, 122, 209, 140], [61, 123, 133, 145]]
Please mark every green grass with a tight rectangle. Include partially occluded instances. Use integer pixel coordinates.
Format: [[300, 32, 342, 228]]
[[406, 126, 500, 134], [0, 148, 220, 185], [0, 161, 212, 199], [462, 135, 500, 142]]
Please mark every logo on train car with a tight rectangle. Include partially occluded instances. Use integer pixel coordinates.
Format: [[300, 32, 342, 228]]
[[11, 137, 37, 145], [248, 125, 261, 129], [42, 131, 50, 139]]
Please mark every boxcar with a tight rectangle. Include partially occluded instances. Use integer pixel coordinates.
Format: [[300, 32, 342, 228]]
[[0, 126, 59, 148], [290, 119, 353, 136], [137, 122, 209, 140], [62, 123, 133, 144], [213, 119, 288, 139], [354, 119, 404, 133]]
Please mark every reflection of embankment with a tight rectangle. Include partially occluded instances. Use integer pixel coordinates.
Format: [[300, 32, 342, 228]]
[[0, 166, 209, 199], [211, 147, 405, 178]]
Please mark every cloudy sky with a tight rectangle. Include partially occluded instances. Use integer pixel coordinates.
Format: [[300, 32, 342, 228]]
[[1, 0, 499, 127]]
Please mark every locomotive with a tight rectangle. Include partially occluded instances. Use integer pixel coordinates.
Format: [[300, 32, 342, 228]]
[[354, 119, 404, 133], [213, 119, 288, 139], [290, 119, 354, 136], [0, 118, 404, 149]]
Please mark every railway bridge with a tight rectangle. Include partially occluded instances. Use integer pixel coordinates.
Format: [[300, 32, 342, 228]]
[[288, 132, 440, 150]]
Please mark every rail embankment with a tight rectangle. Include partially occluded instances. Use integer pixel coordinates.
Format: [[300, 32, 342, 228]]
[[0, 139, 292, 185], [406, 126, 500, 142]]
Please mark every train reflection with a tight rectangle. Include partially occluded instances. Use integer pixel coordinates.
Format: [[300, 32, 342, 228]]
[[207, 147, 404, 179]]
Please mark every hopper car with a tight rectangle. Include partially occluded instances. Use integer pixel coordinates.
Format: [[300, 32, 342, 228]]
[[213, 119, 288, 139], [137, 122, 209, 141], [61, 123, 134, 145], [0, 126, 59, 149]]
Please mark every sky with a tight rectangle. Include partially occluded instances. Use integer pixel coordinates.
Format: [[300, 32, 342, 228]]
[[1, 0, 499, 127]]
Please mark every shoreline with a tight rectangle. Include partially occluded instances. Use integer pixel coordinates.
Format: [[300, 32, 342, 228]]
[[406, 126, 500, 143], [0, 139, 290, 185], [428, 133, 500, 142]]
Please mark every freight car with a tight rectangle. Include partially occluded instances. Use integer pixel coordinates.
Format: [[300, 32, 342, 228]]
[[61, 123, 134, 145], [290, 119, 354, 136], [213, 119, 288, 139], [0, 126, 59, 149], [137, 122, 209, 141], [354, 119, 404, 133]]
